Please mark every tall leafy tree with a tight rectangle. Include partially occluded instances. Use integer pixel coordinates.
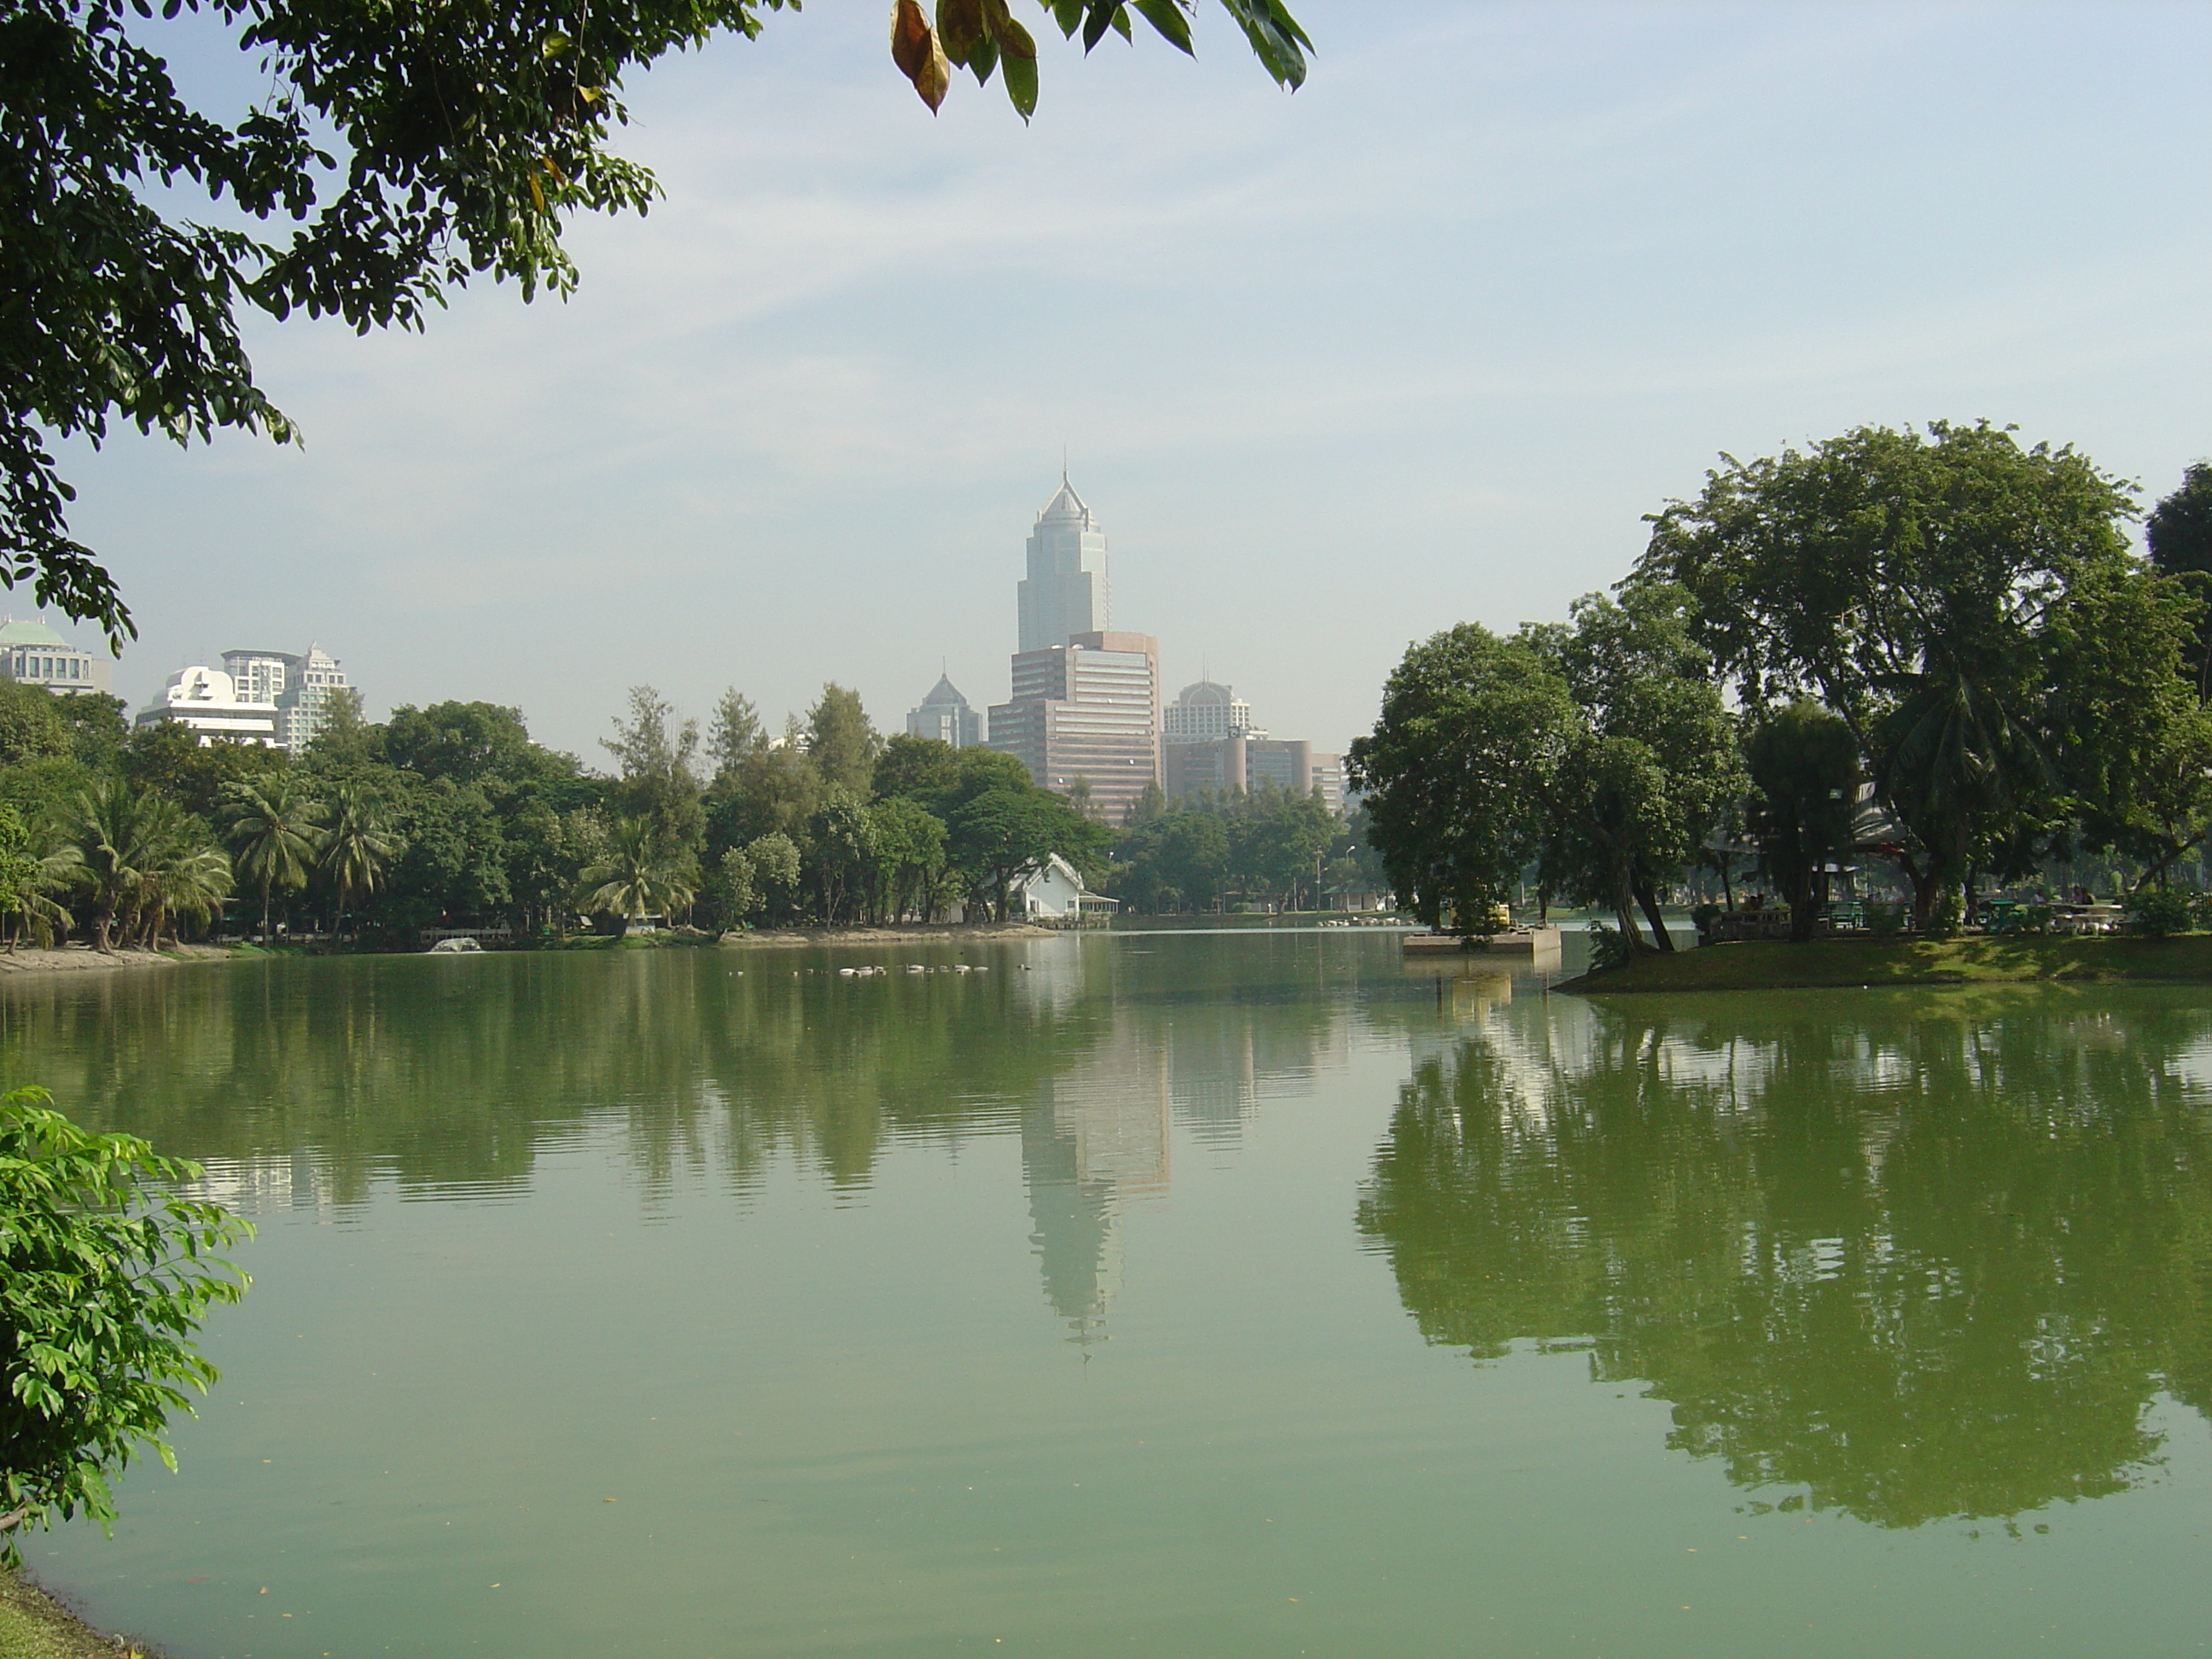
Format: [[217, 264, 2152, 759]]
[[706, 689, 765, 779], [1350, 623, 1575, 935], [806, 684, 880, 797], [1637, 421, 2139, 923], [601, 685, 702, 859], [1744, 701, 1859, 941], [946, 785, 1103, 920], [864, 794, 948, 923], [5, 0, 1307, 640], [2146, 463, 2212, 696]]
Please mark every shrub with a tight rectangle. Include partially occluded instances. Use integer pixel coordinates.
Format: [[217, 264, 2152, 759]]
[[0, 1087, 251, 1559], [1924, 893, 1964, 940], [1588, 923, 1633, 972], [1690, 902, 1722, 939], [1865, 902, 1907, 937], [2125, 888, 2197, 938]]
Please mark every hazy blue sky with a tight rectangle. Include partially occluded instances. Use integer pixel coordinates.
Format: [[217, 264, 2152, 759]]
[[49, 1, 2212, 760]]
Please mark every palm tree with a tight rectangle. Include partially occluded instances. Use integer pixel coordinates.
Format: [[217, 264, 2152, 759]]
[[222, 776, 326, 937], [576, 817, 695, 939], [56, 783, 157, 953], [319, 783, 397, 934], [137, 804, 233, 950]]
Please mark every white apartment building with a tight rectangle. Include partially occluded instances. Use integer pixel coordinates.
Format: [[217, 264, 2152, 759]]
[[133, 666, 282, 746], [135, 643, 354, 753], [220, 645, 352, 752]]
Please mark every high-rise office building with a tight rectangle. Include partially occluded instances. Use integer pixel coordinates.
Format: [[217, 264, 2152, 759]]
[[905, 672, 981, 748], [1162, 679, 1257, 745], [988, 630, 1161, 821], [1017, 476, 1109, 652], [1162, 731, 1347, 812]]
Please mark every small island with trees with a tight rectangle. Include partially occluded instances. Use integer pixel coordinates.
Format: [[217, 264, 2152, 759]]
[[1349, 422, 2212, 993]]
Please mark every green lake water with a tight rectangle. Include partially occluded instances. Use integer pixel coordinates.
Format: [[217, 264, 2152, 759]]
[[4, 933, 2210, 1657]]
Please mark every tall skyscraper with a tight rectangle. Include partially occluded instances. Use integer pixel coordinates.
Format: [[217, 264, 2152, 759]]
[[989, 631, 1161, 821], [1017, 475, 1108, 652]]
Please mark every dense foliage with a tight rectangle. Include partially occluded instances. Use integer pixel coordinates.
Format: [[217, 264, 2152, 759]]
[[1350, 585, 1740, 946], [1353, 426, 2212, 946], [0, 678, 1170, 942], [0, 1086, 250, 1558], [3, 0, 1307, 642]]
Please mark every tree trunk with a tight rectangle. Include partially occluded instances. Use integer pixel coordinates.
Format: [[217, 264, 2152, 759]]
[[1611, 870, 1645, 950], [1633, 879, 1677, 951]]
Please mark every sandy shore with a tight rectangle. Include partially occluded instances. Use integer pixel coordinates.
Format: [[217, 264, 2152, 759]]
[[0, 943, 230, 975], [722, 923, 1058, 948]]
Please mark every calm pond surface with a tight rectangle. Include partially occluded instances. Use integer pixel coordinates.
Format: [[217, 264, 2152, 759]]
[[5, 933, 2211, 1657]]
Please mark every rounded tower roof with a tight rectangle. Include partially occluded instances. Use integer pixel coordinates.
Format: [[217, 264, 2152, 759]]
[[0, 616, 70, 649], [1175, 679, 1236, 706]]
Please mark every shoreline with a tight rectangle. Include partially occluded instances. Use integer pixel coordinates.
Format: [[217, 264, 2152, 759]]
[[0, 1567, 152, 1657], [1559, 934, 2212, 993], [0, 943, 229, 977], [720, 922, 1059, 947]]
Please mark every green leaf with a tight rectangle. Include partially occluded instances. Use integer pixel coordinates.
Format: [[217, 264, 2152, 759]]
[[984, 0, 1037, 57], [1002, 47, 1039, 119], [1130, 0, 1193, 54], [937, 0, 987, 61], [1214, 0, 1310, 87]]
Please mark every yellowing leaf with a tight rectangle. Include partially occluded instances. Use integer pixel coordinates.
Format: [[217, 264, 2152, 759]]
[[889, 0, 952, 110]]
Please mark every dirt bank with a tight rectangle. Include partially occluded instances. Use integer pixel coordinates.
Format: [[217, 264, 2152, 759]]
[[0, 944, 230, 977]]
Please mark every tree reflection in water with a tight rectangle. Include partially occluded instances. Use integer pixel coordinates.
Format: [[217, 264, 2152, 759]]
[[1356, 991, 2212, 1528]]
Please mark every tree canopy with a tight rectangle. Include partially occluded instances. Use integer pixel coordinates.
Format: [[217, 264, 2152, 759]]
[[3, 0, 1309, 643]]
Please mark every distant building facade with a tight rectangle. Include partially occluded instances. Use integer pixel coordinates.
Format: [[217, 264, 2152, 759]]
[[1018, 477, 1109, 652], [220, 645, 352, 752], [1163, 733, 1346, 811], [134, 666, 282, 746], [1161, 679, 1255, 746], [0, 616, 111, 697], [905, 672, 982, 748], [989, 630, 1161, 822]]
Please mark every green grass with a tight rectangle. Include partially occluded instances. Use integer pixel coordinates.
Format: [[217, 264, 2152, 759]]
[[1563, 932, 2212, 993], [0, 1569, 142, 1658]]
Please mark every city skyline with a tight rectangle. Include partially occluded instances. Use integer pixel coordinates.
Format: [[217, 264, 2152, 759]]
[[40, 3, 2212, 763]]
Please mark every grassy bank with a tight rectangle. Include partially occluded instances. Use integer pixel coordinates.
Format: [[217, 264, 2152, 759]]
[[0, 1569, 145, 1658], [1562, 933, 2212, 993]]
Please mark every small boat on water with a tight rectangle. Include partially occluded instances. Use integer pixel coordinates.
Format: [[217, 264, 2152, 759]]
[[1402, 927, 1562, 956]]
